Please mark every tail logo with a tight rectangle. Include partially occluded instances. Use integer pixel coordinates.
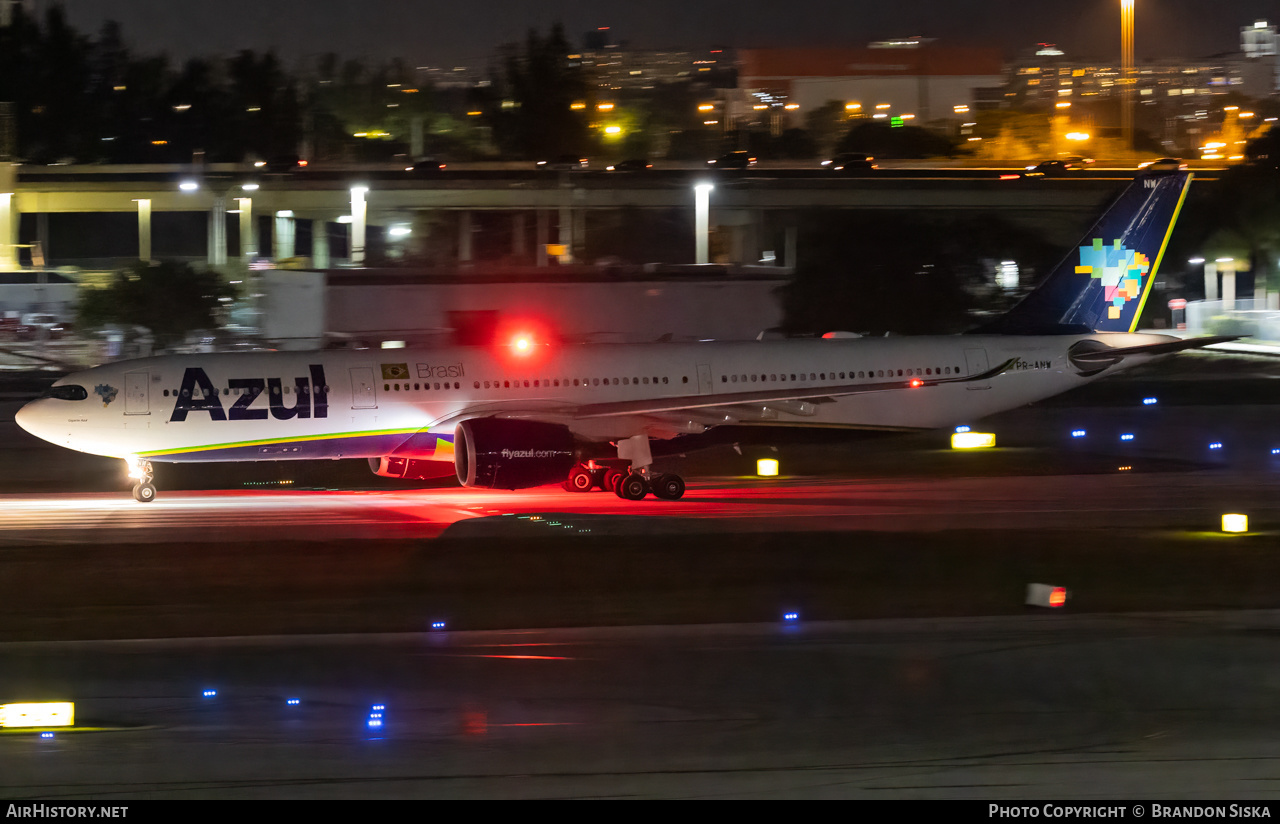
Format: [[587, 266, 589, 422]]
[[1075, 239, 1150, 320]]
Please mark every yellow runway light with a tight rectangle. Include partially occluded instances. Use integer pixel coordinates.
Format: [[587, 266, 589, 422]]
[[1222, 514, 1248, 533], [0, 702, 74, 728], [951, 432, 996, 449], [756, 458, 779, 476]]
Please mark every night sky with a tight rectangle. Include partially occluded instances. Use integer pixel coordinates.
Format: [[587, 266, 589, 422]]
[[48, 0, 1280, 68]]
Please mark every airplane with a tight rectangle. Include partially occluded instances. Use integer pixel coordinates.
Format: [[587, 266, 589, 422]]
[[16, 170, 1231, 503]]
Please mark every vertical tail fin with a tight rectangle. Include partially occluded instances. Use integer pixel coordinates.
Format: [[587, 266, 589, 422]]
[[979, 171, 1192, 335]]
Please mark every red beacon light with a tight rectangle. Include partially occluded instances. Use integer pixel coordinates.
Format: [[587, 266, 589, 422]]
[[909, 378, 923, 388], [512, 335, 534, 354]]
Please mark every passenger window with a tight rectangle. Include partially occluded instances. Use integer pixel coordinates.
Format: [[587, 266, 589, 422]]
[[662, 377, 668, 384], [593, 378, 600, 386], [383, 384, 390, 392], [623, 378, 629, 385], [612, 378, 619, 385]]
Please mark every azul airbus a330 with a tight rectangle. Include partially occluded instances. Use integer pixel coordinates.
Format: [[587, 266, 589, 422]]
[[17, 170, 1228, 502]]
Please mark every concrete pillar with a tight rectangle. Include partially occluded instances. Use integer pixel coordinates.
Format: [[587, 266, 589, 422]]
[[1256, 270, 1267, 307], [785, 224, 798, 271], [136, 198, 152, 263], [273, 211, 296, 261], [312, 219, 329, 269], [35, 212, 48, 267], [694, 184, 712, 264], [558, 205, 573, 263], [458, 210, 473, 263], [1222, 263, 1236, 312], [536, 209, 549, 267], [1204, 262, 1217, 301], [572, 207, 586, 262], [207, 196, 227, 266], [237, 197, 256, 261], [512, 211, 526, 258], [350, 187, 367, 267], [0, 192, 15, 272]]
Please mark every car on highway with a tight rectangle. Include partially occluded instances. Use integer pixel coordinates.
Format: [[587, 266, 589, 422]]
[[536, 155, 589, 171], [821, 152, 877, 173], [707, 151, 756, 170], [1138, 157, 1187, 171], [606, 158, 653, 171], [1022, 158, 1089, 177], [405, 158, 447, 173], [261, 154, 309, 173]]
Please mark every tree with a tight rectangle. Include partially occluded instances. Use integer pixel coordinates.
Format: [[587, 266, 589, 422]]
[[77, 261, 238, 348], [485, 24, 588, 158]]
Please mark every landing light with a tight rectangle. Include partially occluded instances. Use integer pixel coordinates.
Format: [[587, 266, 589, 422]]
[[757, 458, 779, 476], [951, 432, 996, 449]]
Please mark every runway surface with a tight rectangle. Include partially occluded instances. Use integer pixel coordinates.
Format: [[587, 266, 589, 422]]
[[4, 612, 1280, 799], [0, 469, 1275, 545]]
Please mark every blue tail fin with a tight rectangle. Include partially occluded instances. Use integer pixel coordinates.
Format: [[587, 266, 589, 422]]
[[979, 171, 1193, 335]]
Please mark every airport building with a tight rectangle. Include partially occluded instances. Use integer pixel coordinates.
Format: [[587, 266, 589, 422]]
[[734, 42, 1006, 126]]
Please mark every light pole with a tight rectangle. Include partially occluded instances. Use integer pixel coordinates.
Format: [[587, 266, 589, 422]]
[[1121, 0, 1134, 153], [694, 183, 713, 264]]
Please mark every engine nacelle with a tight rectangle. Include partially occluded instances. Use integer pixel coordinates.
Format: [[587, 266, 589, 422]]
[[454, 418, 575, 489], [368, 456, 457, 481]]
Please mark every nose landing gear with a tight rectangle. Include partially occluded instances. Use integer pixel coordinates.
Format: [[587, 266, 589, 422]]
[[127, 458, 157, 503]]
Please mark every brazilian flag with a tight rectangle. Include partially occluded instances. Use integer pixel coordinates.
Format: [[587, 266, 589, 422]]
[[381, 363, 409, 380]]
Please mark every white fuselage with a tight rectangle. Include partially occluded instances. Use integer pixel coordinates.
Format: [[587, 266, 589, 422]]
[[15, 333, 1169, 464]]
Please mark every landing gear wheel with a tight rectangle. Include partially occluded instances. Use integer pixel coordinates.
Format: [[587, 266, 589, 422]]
[[566, 466, 595, 493], [132, 482, 157, 503], [651, 474, 686, 500], [619, 473, 649, 501], [603, 468, 626, 495]]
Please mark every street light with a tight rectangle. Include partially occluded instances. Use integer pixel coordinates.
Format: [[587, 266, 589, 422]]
[[1121, 0, 1135, 151], [694, 183, 713, 265]]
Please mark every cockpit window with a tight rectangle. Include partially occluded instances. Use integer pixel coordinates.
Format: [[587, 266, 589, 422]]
[[44, 384, 88, 401]]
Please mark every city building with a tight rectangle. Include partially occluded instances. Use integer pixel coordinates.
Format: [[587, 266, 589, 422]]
[[734, 42, 1005, 126]]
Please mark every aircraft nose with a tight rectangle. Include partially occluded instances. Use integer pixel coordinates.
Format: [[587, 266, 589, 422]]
[[15, 399, 46, 440]]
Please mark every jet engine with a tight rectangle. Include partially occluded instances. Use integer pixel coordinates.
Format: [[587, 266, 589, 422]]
[[454, 418, 575, 489], [368, 456, 457, 480]]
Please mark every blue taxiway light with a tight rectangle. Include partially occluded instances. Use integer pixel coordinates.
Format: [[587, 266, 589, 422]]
[[1210, 442, 1223, 450], [1120, 434, 1135, 441], [431, 621, 446, 630], [286, 698, 300, 706], [783, 612, 799, 621], [40, 732, 54, 739], [372, 705, 385, 711], [202, 690, 217, 698], [1143, 398, 1158, 405], [1071, 430, 1086, 438], [955, 425, 971, 433]]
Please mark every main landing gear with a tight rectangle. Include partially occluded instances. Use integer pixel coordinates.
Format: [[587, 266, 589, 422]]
[[128, 458, 157, 503], [561, 437, 686, 501]]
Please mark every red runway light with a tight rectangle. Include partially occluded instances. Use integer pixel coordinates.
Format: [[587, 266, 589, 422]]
[[1048, 587, 1067, 608]]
